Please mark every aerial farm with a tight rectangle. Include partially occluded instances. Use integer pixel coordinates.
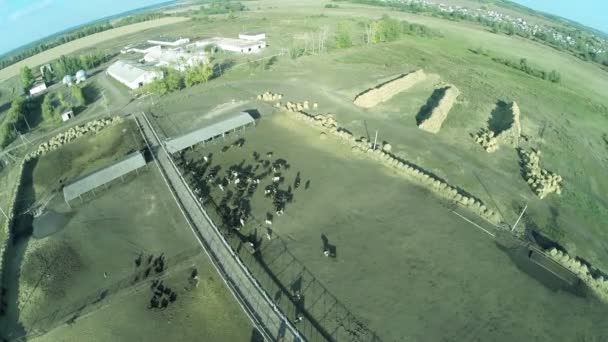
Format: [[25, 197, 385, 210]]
[[0, 0, 608, 341]]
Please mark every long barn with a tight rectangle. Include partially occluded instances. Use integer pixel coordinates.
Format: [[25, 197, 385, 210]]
[[63, 151, 147, 203], [164, 112, 255, 154]]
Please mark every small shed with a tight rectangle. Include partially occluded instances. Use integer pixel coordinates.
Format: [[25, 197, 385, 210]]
[[239, 32, 266, 42], [61, 109, 74, 122], [29, 82, 47, 96]]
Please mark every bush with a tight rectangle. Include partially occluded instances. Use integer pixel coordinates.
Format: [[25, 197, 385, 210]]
[[41, 94, 55, 122], [325, 3, 339, 8]]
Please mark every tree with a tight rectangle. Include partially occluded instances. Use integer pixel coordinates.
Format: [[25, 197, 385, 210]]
[[335, 22, 353, 49], [165, 69, 184, 91], [184, 63, 213, 87], [20, 66, 35, 90], [71, 86, 86, 106], [370, 16, 401, 43], [41, 93, 55, 122]]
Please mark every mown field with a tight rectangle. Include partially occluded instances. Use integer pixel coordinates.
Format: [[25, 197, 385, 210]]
[[0, 17, 191, 82]]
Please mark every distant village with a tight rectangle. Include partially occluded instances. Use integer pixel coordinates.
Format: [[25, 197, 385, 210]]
[[385, 0, 607, 55]]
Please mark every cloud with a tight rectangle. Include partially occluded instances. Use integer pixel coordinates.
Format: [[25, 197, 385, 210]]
[[9, 0, 53, 21]]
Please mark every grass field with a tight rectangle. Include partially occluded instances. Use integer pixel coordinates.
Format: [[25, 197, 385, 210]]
[[0, 17, 190, 82], [131, 0, 608, 273], [0, 119, 251, 341], [180, 113, 608, 341]]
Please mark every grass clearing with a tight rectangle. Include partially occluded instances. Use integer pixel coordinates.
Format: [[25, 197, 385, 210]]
[[180, 113, 608, 341]]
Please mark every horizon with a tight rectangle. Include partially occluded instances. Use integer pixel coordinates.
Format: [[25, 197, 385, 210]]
[[0, 0, 169, 56], [0, 0, 606, 57]]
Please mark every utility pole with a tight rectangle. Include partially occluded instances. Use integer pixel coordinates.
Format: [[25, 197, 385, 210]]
[[373, 130, 378, 150], [0, 205, 8, 220], [511, 204, 528, 232]]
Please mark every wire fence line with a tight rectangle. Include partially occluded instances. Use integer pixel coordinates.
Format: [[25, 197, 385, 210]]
[[10, 247, 202, 342], [202, 196, 383, 342], [137, 112, 304, 342]]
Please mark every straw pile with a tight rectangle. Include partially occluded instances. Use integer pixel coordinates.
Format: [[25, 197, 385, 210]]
[[257, 91, 283, 102], [418, 85, 460, 134], [519, 149, 562, 199], [547, 247, 608, 303], [354, 70, 426, 108], [26, 116, 123, 160]]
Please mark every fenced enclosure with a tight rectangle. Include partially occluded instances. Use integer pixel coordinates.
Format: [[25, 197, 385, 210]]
[[11, 247, 202, 341]]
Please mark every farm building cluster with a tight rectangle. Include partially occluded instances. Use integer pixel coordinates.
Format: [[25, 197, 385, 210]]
[[108, 33, 267, 89]]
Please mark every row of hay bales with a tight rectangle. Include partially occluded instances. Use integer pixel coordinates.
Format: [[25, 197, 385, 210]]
[[473, 129, 499, 152], [0, 158, 29, 309], [257, 91, 283, 102], [473, 102, 521, 152], [276, 100, 318, 112], [291, 110, 501, 224], [354, 70, 427, 108], [519, 149, 562, 199], [547, 247, 608, 303], [418, 85, 460, 134], [26, 116, 124, 161]]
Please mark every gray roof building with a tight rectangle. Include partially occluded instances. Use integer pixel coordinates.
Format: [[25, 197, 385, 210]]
[[63, 151, 147, 202], [165, 112, 255, 154]]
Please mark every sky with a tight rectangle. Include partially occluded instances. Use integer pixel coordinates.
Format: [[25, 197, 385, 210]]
[[0, 0, 167, 55], [511, 0, 608, 34]]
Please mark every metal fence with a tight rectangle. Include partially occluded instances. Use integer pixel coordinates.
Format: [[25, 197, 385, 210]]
[[136, 112, 303, 342], [202, 197, 383, 342]]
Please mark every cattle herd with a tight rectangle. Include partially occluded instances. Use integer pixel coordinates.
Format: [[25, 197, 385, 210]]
[[174, 138, 311, 252]]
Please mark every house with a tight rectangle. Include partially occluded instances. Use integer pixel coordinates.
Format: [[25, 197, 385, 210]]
[[61, 109, 74, 122], [144, 48, 209, 72], [239, 32, 266, 42], [29, 82, 47, 96], [106, 60, 163, 90], [121, 43, 161, 55], [189, 37, 266, 54], [147, 37, 190, 47]]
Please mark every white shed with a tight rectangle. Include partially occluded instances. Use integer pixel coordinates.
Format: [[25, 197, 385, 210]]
[[106, 60, 163, 90], [29, 82, 47, 96], [239, 32, 266, 42], [61, 109, 74, 122], [148, 37, 190, 47], [190, 37, 265, 54]]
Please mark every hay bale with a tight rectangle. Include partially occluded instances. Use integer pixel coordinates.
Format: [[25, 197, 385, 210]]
[[354, 70, 426, 108], [418, 85, 460, 134]]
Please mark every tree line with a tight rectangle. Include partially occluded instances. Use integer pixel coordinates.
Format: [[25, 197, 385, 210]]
[[0, 12, 167, 70], [141, 63, 215, 96]]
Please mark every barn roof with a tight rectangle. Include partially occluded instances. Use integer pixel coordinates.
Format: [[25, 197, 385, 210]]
[[165, 112, 255, 154], [107, 60, 155, 85], [63, 151, 147, 202]]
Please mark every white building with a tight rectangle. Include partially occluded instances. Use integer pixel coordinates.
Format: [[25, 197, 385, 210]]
[[147, 37, 190, 47], [144, 48, 209, 72], [75, 70, 87, 83], [61, 109, 74, 122], [121, 43, 161, 55], [239, 32, 266, 42], [189, 37, 266, 54], [106, 60, 163, 90], [29, 82, 47, 96]]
